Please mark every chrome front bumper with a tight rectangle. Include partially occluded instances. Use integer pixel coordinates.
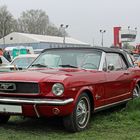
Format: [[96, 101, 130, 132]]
[[0, 97, 74, 105]]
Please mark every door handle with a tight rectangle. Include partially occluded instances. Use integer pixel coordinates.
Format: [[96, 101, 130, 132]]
[[124, 71, 131, 75]]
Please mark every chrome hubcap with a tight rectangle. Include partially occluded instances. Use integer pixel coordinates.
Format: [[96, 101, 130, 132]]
[[76, 97, 90, 128], [133, 85, 140, 98]]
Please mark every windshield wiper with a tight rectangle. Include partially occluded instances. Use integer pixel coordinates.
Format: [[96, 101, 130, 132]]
[[31, 63, 48, 68], [59, 64, 78, 68]]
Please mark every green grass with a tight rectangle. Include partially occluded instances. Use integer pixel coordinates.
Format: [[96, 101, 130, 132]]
[[1, 99, 140, 140]]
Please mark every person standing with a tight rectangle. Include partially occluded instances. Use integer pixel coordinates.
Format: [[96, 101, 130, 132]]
[[0, 57, 2, 64], [3, 49, 11, 62], [0, 48, 3, 56]]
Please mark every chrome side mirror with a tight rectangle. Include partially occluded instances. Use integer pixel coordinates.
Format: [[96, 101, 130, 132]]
[[108, 64, 115, 71]]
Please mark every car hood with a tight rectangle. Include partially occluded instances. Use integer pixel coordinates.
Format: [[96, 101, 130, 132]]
[[0, 68, 103, 87]]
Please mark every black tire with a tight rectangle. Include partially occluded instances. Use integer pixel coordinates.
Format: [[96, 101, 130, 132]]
[[63, 93, 91, 132], [0, 114, 10, 124], [133, 84, 140, 98]]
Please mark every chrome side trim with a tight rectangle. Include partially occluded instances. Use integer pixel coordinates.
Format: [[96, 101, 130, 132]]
[[94, 98, 132, 111], [0, 92, 39, 95], [0, 97, 74, 106], [0, 80, 38, 83], [99, 52, 106, 71]]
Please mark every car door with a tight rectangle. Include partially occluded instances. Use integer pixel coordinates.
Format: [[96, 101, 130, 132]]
[[104, 52, 132, 105]]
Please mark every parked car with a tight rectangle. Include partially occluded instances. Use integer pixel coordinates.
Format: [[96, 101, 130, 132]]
[[0, 65, 18, 72], [133, 53, 140, 60], [134, 56, 140, 67], [0, 55, 10, 64], [11, 54, 38, 69], [0, 47, 140, 132], [0, 55, 18, 72]]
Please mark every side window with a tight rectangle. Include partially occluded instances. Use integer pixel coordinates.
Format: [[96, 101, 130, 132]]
[[106, 53, 127, 71]]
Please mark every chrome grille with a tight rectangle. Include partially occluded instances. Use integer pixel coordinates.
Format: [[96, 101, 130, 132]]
[[0, 82, 39, 94]]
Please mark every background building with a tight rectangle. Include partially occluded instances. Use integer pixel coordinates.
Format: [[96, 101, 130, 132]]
[[0, 32, 90, 49], [113, 27, 137, 48]]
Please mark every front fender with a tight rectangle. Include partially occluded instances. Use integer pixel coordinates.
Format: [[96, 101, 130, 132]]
[[73, 85, 94, 105]]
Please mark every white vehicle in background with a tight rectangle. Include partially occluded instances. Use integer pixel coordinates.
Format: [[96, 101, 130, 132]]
[[0, 55, 17, 72], [0, 55, 10, 64], [11, 54, 38, 69]]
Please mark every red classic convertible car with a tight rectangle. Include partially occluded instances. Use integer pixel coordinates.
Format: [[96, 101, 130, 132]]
[[0, 47, 140, 132]]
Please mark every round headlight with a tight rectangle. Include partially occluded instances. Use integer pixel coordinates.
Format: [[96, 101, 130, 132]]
[[52, 83, 64, 96]]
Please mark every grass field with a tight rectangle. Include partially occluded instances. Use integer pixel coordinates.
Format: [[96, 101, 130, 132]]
[[0, 99, 140, 140]]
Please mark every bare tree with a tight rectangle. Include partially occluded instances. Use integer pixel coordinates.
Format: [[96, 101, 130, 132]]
[[47, 24, 63, 36], [0, 7, 65, 39], [18, 9, 64, 36], [0, 5, 17, 38], [18, 9, 49, 34]]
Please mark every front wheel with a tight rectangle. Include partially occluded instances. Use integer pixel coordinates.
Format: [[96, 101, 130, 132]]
[[63, 93, 91, 132], [0, 114, 10, 124], [133, 84, 140, 98]]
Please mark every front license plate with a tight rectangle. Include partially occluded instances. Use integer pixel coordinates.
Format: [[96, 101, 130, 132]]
[[0, 104, 22, 113]]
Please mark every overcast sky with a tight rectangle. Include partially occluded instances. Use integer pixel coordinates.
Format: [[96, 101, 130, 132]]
[[1, 0, 140, 46]]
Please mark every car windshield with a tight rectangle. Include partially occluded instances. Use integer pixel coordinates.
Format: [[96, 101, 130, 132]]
[[29, 49, 102, 70]]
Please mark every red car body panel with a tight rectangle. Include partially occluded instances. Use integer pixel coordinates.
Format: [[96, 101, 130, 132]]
[[0, 47, 140, 118], [0, 67, 135, 116]]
